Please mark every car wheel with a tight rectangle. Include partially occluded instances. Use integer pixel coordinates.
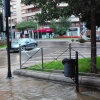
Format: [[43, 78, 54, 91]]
[[22, 46, 26, 50]]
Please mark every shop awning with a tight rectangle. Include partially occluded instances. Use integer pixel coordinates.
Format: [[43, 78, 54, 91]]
[[33, 28, 52, 33]]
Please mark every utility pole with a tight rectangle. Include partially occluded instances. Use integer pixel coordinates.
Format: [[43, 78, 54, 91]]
[[10, 5, 13, 41], [37, 20, 39, 39], [90, 0, 97, 73], [4, 0, 12, 78]]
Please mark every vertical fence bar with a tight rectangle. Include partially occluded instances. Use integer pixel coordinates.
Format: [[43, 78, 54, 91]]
[[19, 45, 21, 69], [75, 51, 79, 92], [69, 44, 71, 59], [41, 48, 44, 70]]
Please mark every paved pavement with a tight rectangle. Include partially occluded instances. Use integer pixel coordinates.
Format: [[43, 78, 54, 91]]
[[13, 69, 100, 90]]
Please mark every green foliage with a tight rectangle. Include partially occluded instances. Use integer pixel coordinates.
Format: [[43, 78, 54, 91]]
[[0, 0, 2, 7], [50, 20, 57, 33], [21, 0, 72, 23], [50, 17, 71, 36], [15, 20, 37, 31], [27, 57, 100, 73], [56, 26, 66, 36], [21, 0, 100, 29], [78, 38, 86, 43], [71, 39, 74, 42]]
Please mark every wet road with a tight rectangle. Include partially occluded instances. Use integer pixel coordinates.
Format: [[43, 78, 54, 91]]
[[0, 69, 100, 100], [0, 41, 100, 100], [0, 41, 93, 68], [3, 41, 100, 68]]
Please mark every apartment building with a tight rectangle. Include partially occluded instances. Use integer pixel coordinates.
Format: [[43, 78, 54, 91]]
[[9, 0, 81, 38], [10, 0, 40, 27]]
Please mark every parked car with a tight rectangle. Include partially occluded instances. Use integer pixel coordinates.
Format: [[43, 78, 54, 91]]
[[10, 38, 38, 52]]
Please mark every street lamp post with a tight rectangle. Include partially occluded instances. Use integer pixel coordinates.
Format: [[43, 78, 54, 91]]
[[10, 5, 13, 41], [37, 21, 39, 39], [4, 0, 12, 78]]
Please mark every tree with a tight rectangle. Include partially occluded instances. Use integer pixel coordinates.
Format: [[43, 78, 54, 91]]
[[21, 0, 72, 23], [0, 0, 2, 6], [50, 17, 71, 36], [21, 0, 100, 73], [15, 20, 37, 31], [50, 20, 57, 33], [65, 0, 98, 73]]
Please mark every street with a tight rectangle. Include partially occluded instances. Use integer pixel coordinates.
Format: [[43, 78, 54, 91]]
[[1, 40, 100, 68], [0, 41, 100, 100]]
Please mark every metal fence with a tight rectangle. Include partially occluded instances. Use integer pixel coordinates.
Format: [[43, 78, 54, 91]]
[[19, 44, 100, 73]]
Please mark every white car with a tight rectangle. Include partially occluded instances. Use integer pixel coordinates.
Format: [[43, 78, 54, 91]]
[[10, 38, 38, 52]]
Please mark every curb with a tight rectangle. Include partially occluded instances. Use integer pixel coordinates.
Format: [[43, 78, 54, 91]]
[[0, 48, 6, 51], [13, 69, 100, 89]]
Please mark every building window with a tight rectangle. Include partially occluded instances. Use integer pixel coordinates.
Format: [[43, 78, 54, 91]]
[[22, 17, 26, 21], [21, 4, 25, 7], [12, 19, 17, 24], [22, 10, 26, 14], [27, 9, 32, 13], [12, 5, 16, 9], [12, 11, 16, 15], [11, 0, 16, 2], [27, 16, 33, 20], [76, 23, 79, 25]]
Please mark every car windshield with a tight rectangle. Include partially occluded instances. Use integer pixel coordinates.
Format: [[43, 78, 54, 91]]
[[12, 39, 26, 43], [18, 39, 26, 43]]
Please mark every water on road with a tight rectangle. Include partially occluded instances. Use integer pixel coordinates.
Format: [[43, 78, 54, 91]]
[[0, 41, 100, 100], [0, 71, 100, 100]]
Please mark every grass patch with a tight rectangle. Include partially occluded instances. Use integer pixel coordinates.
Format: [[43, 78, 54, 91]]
[[0, 44, 7, 48], [27, 57, 100, 73], [0, 40, 7, 48]]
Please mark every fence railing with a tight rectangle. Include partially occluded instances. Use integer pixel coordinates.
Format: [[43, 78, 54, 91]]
[[19, 44, 100, 73]]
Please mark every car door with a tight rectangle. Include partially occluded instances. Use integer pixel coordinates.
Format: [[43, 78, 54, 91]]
[[26, 38, 35, 49], [29, 38, 35, 48]]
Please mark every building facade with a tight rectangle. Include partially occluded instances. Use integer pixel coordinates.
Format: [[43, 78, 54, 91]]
[[9, 0, 81, 39], [10, 0, 41, 26]]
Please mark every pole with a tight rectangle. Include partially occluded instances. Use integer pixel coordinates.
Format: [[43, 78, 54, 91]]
[[37, 21, 39, 39], [19, 45, 21, 69], [6, 16, 12, 78], [10, 5, 13, 41], [41, 48, 44, 70], [75, 51, 79, 92], [69, 44, 71, 59]]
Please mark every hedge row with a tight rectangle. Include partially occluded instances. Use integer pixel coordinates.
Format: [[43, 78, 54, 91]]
[[55, 35, 82, 38]]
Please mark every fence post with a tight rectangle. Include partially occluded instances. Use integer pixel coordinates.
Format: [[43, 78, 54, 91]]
[[75, 51, 79, 92], [69, 44, 71, 59], [41, 48, 44, 70], [19, 45, 21, 69]]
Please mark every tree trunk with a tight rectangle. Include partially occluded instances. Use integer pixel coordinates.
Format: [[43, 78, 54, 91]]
[[90, 0, 97, 73]]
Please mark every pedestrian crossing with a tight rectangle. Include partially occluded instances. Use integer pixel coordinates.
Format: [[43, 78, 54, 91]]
[[17, 49, 92, 68], [11, 47, 100, 68]]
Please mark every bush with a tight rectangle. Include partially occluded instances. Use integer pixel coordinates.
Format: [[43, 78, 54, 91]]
[[0, 40, 7, 46], [55, 35, 82, 38], [71, 39, 74, 42], [78, 38, 86, 43]]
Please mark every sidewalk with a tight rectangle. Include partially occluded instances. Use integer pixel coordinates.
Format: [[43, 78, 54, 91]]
[[13, 69, 100, 89], [0, 47, 6, 51]]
